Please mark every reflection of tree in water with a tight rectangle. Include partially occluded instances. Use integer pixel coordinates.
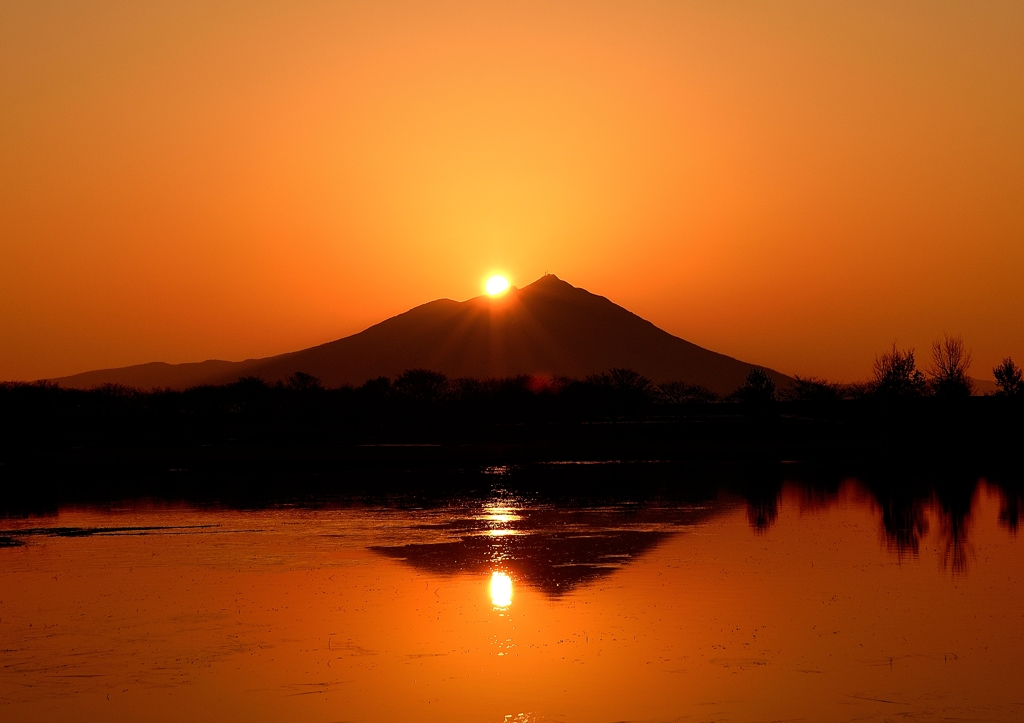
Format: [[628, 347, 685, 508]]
[[737, 472, 785, 534], [376, 470, 1005, 593], [746, 493, 779, 533], [858, 471, 926, 556], [996, 484, 1021, 534], [740, 470, 843, 535], [858, 470, 974, 567], [935, 479, 975, 575], [878, 493, 930, 557], [739, 467, 1022, 577]]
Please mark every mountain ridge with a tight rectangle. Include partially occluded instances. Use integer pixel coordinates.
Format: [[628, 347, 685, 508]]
[[46, 275, 791, 394]]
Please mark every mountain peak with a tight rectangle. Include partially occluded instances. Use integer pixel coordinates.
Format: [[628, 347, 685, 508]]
[[49, 276, 791, 393], [522, 273, 570, 290]]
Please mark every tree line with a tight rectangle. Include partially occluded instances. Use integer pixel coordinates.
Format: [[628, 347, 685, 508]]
[[773, 335, 1021, 403], [0, 335, 1020, 456], [1, 335, 1020, 417]]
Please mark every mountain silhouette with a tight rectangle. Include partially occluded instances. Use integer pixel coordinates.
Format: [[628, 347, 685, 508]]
[[49, 275, 790, 394]]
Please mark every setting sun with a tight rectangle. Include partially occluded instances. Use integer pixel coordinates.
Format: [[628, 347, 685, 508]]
[[485, 275, 511, 296]]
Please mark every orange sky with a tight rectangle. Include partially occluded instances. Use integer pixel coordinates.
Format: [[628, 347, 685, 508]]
[[2, 1, 1022, 382]]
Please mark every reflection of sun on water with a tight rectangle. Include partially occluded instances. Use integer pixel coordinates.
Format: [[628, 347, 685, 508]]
[[478, 504, 521, 524], [479, 513, 520, 524], [487, 529, 519, 537], [490, 571, 513, 608], [478, 502, 522, 537]]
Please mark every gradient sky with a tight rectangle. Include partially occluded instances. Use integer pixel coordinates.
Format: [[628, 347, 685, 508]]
[[2, 1, 1022, 382]]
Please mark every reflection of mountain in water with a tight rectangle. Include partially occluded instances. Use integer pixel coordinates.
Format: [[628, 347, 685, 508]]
[[370, 503, 719, 596]]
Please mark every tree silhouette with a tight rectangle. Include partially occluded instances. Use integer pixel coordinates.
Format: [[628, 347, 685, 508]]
[[604, 368, 654, 405], [287, 371, 323, 392], [733, 367, 777, 404], [782, 376, 844, 402], [872, 343, 926, 398], [577, 368, 655, 416], [993, 357, 1023, 397], [360, 376, 392, 397], [657, 381, 718, 404], [929, 335, 973, 397], [394, 369, 449, 404]]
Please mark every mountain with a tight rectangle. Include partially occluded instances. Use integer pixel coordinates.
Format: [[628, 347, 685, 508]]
[[49, 275, 790, 394]]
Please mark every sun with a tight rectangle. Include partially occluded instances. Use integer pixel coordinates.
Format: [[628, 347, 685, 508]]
[[485, 275, 510, 296]]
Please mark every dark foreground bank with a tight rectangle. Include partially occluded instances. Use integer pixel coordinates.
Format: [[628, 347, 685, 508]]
[[1, 372, 1021, 511]]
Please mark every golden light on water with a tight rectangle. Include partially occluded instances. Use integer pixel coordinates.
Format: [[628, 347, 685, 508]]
[[490, 571, 513, 608], [485, 275, 510, 296], [479, 512, 521, 524], [479, 502, 522, 537]]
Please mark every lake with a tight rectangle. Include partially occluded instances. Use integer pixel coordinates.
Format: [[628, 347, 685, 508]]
[[1, 464, 1022, 722]]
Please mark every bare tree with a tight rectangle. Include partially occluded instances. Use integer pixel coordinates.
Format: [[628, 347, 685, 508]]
[[589, 368, 656, 411], [929, 334, 973, 397], [605, 368, 654, 397], [658, 381, 718, 404], [782, 376, 845, 402]]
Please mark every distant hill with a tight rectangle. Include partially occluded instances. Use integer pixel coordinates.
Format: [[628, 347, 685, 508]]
[[49, 275, 791, 394], [971, 377, 998, 395]]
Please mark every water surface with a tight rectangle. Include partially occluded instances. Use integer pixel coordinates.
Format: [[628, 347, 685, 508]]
[[1, 472, 1022, 722]]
